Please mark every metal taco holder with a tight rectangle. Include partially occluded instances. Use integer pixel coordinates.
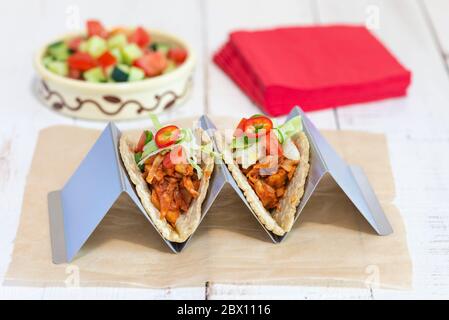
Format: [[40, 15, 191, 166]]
[[207, 106, 393, 243], [48, 107, 393, 263], [48, 117, 222, 263]]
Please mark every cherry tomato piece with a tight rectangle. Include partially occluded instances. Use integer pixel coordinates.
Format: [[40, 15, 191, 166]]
[[86, 20, 108, 38], [167, 47, 188, 64], [243, 116, 273, 138], [155, 125, 180, 148], [128, 27, 151, 47], [134, 52, 167, 77], [67, 52, 97, 71], [98, 51, 117, 68], [68, 37, 83, 52]]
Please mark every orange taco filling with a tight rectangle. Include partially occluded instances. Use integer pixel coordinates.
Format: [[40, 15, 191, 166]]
[[142, 150, 200, 226], [231, 115, 302, 211], [240, 156, 299, 210], [134, 124, 205, 227]]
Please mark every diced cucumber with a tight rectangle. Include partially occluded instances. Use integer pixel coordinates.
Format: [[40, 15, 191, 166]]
[[83, 67, 106, 83], [78, 40, 88, 52], [107, 33, 127, 49], [111, 64, 130, 82], [47, 41, 70, 61], [47, 60, 68, 76], [150, 42, 170, 55], [87, 35, 107, 58], [128, 66, 145, 81], [121, 43, 142, 65], [163, 59, 177, 74], [110, 47, 123, 63], [42, 56, 54, 68]]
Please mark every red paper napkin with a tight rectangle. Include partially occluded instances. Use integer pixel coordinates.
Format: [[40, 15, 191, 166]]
[[214, 25, 411, 116]]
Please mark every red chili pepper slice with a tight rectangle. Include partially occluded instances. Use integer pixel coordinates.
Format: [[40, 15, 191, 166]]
[[233, 118, 247, 137], [155, 125, 180, 148], [243, 116, 273, 138]]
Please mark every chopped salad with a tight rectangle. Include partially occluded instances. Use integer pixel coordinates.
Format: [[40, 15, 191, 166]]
[[43, 20, 188, 83]]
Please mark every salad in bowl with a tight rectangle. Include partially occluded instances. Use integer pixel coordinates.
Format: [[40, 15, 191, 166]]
[[35, 20, 195, 120], [43, 20, 188, 82]]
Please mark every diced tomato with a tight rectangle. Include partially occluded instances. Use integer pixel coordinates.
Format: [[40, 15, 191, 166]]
[[68, 68, 82, 80], [67, 52, 97, 71], [265, 132, 283, 157], [155, 125, 180, 148], [98, 51, 117, 68], [243, 116, 273, 138], [134, 52, 167, 77], [233, 118, 247, 137], [128, 26, 151, 47], [134, 130, 153, 153], [135, 131, 148, 153], [168, 47, 188, 64], [163, 147, 185, 168], [86, 20, 108, 38], [67, 37, 83, 52], [173, 146, 186, 164], [142, 47, 152, 55], [162, 152, 175, 169]]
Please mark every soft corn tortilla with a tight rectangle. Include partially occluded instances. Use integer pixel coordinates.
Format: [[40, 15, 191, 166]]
[[216, 131, 310, 236], [119, 128, 214, 243]]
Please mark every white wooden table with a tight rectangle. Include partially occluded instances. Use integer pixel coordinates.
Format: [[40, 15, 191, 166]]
[[1, 0, 449, 299]]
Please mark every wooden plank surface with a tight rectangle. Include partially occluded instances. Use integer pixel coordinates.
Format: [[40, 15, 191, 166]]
[[422, 0, 449, 65], [1, 0, 449, 299]]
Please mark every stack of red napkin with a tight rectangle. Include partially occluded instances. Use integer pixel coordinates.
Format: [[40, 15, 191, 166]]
[[214, 25, 411, 116]]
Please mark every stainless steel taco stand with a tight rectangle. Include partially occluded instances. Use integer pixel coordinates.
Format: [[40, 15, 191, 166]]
[[48, 118, 221, 263], [48, 108, 393, 263], [290, 106, 393, 237], [205, 107, 393, 243]]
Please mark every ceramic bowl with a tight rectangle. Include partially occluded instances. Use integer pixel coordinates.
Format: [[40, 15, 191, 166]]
[[34, 29, 195, 121]]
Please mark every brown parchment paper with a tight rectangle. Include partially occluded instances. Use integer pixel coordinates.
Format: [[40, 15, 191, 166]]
[[4, 117, 412, 289]]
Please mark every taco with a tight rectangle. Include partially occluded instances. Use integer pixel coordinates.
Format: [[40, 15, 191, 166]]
[[119, 119, 214, 243], [215, 115, 310, 236]]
